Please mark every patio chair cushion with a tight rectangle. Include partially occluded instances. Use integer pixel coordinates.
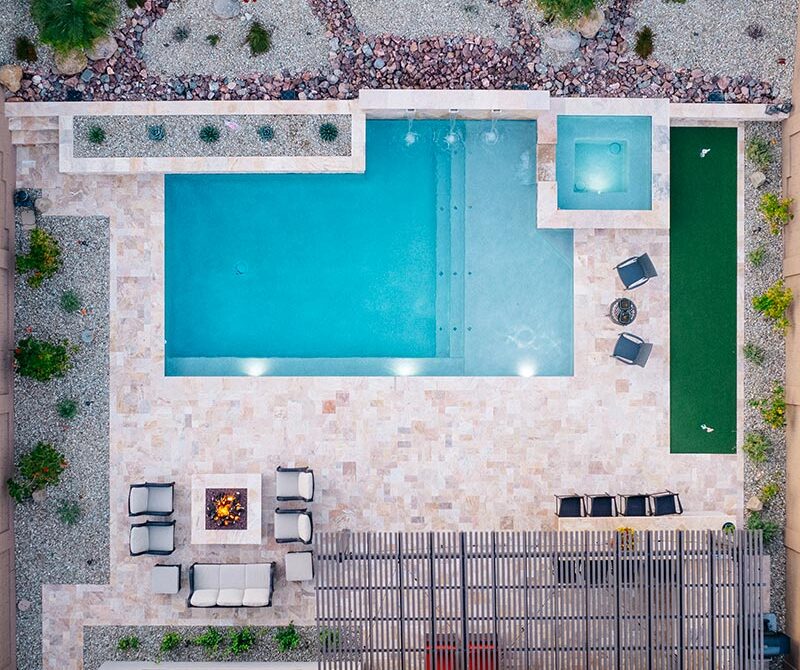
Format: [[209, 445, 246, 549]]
[[217, 588, 245, 607], [189, 589, 218, 607], [148, 486, 173, 513], [613, 336, 641, 363], [617, 261, 645, 288], [589, 497, 614, 517], [276, 470, 299, 498], [219, 564, 246, 590], [245, 563, 271, 588], [148, 525, 174, 552], [275, 511, 299, 540], [243, 588, 271, 607], [129, 526, 149, 554], [297, 472, 314, 500], [285, 552, 313, 582], [623, 496, 648, 516], [653, 495, 678, 516], [192, 564, 220, 590], [557, 497, 583, 517], [129, 487, 149, 514], [298, 514, 312, 543]]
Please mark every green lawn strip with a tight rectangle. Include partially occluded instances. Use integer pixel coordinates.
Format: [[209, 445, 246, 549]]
[[669, 127, 737, 454]]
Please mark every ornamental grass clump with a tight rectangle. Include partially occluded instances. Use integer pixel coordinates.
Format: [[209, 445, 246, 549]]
[[534, 0, 596, 24], [745, 136, 773, 171], [57, 398, 79, 420], [199, 125, 220, 144], [60, 289, 81, 313], [229, 627, 257, 656], [319, 122, 339, 142], [750, 383, 786, 429], [742, 431, 770, 464], [761, 481, 780, 504], [15, 36, 38, 62], [245, 22, 272, 56], [758, 192, 794, 235], [275, 622, 300, 652], [172, 25, 190, 42], [746, 511, 780, 543], [746, 245, 766, 267], [160, 631, 182, 654], [752, 278, 792, 334], [6, 442, 68, 503], [87, 125, 106, 145], [194, 628, 224, 655], [17, 228, 61, 288], [14, 336, 76, 381], [742, 342, 765, 365], [634, 26, 654, 59], [31, 0, 118, 53], [57, 499, 82, 525]]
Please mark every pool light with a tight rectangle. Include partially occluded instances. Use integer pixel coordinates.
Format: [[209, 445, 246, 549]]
[[394, 360, 418, 376], [242, 359, 269, 376], [517, 361, 537, 378]]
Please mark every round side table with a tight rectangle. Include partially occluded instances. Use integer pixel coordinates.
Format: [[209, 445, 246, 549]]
[[609, 298, 637, 326]]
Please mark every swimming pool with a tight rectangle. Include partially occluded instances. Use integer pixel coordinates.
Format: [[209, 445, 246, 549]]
[[556, 115, 652, 210], [165, 120, 573, 376]]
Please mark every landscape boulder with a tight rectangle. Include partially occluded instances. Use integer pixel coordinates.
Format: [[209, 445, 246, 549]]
[[576, 8, 604, 39], [87, 35, 118, 61], [544, 28, 581, 54], [0, 64, 22, 93], [55, 50, 88, 76]]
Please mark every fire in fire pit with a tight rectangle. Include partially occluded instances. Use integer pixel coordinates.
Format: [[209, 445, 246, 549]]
[[205, 488, 248, 530]]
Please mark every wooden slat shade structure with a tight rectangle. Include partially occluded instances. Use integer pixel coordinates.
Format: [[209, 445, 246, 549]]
[[315, 530, 764, 670]]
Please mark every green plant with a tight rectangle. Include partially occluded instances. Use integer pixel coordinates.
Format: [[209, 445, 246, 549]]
[[745, 136, 773, 171], [750, 383, 786, 429], [160, 632, 182, 653], [60, 289, 82, 313], [319, 627, 340, 649], [319, 122, 339, 143], [31, 0, 118, 53], [172, 25, 190, 42], [752, 278, 793, 334], [742, 342, 765, 365], [257, 125, 275, 141], [6, 442, 68, 503], [117, 635, 141, 651], [15, 36, 38, 62], [742, 432, 770, 463], [16, 228, 62, 288], [87, 125, 106, 145], [206, 33, 220, 47], [14, 337, 76, 381], [534, 0, 596, 24], [147, 124, 166, 142], [245, 21, 271, 56], [57, 499, 82, 525], [758, 192, 794, 235], [747, 511, 780, 543], [229, 627, 257, 656], [57, 398, 79, 420], [199, 125, 220, 144], [275, 622, 300, 652], [747, 245, 766, 267], [761, 481, 780, 504], [634, 26, 654, 59], [194, 628, 224, 655]]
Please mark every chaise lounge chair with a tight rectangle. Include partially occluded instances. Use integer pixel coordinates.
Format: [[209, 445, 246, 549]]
[[129, 520, 176, 556], [650, 491, 683, 516], [128, 482, 175, 516], [611, 332, 653, 367], [615, 253, 658, 289], [274, 508, 313, 544], [554, 494, 586, 517], [276, 466, 315, 502], [618, 493, 650, 517], [585, 493, 617, 517]]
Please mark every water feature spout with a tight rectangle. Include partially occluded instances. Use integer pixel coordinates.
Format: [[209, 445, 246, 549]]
[[404, 109, 418, 146], [483, 109, 502, 145], [444, 109, 459, 148]]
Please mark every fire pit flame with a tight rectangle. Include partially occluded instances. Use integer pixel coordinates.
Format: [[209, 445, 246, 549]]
[[207, 489, 246, 528]]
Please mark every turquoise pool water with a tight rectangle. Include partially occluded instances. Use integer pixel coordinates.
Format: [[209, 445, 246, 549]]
[[556, 115, 652, 210], [165, 120, 573, 376]]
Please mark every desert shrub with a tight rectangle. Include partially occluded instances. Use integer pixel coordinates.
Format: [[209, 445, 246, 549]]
[[758, 192, 794, 235], [57, 499, 82, 525], [126, 0, 146, 7], [742, 342, 765, 366], [229, 627, 257, 655], [60, 289, 82, 313], [746, 23, 765, 39], [745, 136, 773, 171], [750, 383, 786, 429], [634, 26, 654, 59], [31, 0, 118, 53], [87, 125, 106, 145], [747, 511, 780, 543], [147, 124, 166, 142], [160, 632, 182, 653], [319, 122, 339, 142], [761, 481, 780, 504], [194, 628, 224, 655], [752, 278, 792, 334], [319, 628, 341, 649], [172, 25, 190, 42], [275, 622, 300, 652], [15, 36, 38, 62], [117, 635, 141, 651], [245, 22, 271, 56], [14, 337, 76, 381], [57, 398, 79, 420], [6, 442, 68, 503], [199, 125, 220, 144], [742, 432, 770, 463], [746, 245, 766, 267], [206, 33, 220, 47], [257, 125, 275, 141], [534, 0, 596, 24], [17, 228, 62, 288]]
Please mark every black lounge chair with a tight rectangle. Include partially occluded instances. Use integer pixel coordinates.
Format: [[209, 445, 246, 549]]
[[129, 520, 176, 556], [650, 491, 683, 516], [128, 481, 175, 516], [554, 494, 586, 517], [615, 253, 658, 289], [618, 493, 650, 517], [612, 332, 653, 367], [586, 493, 617, 517]]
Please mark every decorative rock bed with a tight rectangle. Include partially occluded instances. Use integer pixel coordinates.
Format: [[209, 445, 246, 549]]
[[13, 206, 110, 670], [72, 114, 351, 158]]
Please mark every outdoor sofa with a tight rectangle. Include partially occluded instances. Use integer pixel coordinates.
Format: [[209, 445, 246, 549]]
[[188, 562, 275, 607]]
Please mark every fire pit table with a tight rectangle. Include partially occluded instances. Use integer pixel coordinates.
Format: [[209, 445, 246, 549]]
[[191, 473, 262, 545]]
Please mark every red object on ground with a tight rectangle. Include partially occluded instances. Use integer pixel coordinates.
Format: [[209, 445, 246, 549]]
[[425, 637, 496, 670]]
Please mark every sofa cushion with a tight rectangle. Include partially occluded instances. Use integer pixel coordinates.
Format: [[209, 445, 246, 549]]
[[192, 564, 220, 590], [245, 564, 271, 589], [243, 588, 271, 607], [217, 588, 245, 607], [298, 514, 312, 543], [129, 526, 149, 554], [219, 564, 246, 589], [297, 472, 314, 500], [128, 487, 148, 514], [148, 486, 173, 513], [190, 589, 218, 607]]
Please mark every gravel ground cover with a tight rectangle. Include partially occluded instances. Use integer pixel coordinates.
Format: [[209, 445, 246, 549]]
[[13, 207, 110, 670], [83, 624, 327, 668], [73, 113, 351, 157], [347, 0, 512, 46], [141, 0, 332, 78], [742, 122, 787, 628], [630, 0, 797, 101]]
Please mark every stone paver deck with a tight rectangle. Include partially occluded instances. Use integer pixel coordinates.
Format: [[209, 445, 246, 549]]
[[13, 140, 743, 670]]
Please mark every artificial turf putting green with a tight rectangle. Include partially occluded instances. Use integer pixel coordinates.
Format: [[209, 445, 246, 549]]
[[669, 127, 737, 454]]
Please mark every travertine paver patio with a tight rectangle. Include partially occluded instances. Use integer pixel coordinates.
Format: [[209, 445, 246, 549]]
[[14, 141, 743, 669]]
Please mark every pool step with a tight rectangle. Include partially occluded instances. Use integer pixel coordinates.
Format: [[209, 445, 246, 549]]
[[8, 115, 59, 132], [537, 142, 556, 182], [11, 128, 59, 147]]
